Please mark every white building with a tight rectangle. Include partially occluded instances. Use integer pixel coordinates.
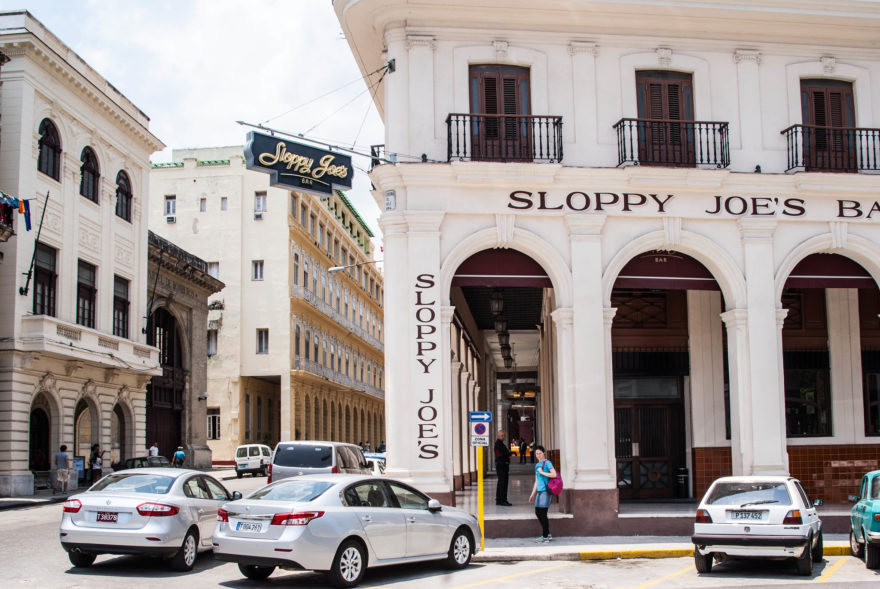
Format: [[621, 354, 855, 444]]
[[149, 147, 385, 463], [336, 0, 880, 534], [0, 11, 163, 495]]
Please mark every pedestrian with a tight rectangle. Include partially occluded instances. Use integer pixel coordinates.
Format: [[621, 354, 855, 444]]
[[529, 439, 536, 463], [494, 430, 512, 506], [54, 444, 71, 494], [377, 441, 385, 453], [529, 445, 556, 542], [90, 444, 105, 484], [149, 441, 159, 457], [519, 436, 527, 464], [172, 446, 185, 467]]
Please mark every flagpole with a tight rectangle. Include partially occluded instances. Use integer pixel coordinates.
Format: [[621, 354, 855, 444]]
[[19, 191, 50, 296]]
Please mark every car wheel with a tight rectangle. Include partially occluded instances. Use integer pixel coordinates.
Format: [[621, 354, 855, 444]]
[[795, 535, 813, 576], [328, 539, 366, 588], [446, 527, 473, 569], [812, 530, 824, 562], [851, 528, 865, 559], [694, 550, 713, 573], [866, 542, 880, 570], [68, 550, 96, 568], [238, 563, 275, 580], [170, 528, 198, 572]]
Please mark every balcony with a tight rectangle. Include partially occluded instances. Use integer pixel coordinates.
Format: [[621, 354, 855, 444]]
[[781, 124, 880, 173], [614, 118, 730, 168], [446, 113, 563, 163], [292, 285, 384, 352], [294, 356, 384, 399]]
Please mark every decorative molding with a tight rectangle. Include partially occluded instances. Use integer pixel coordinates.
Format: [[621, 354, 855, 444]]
[[656, 46, 673, 66], [738, 218, 777, 242], [603, 307, 618, 327], [829, 222, 848, 249], [37, 372, 56, 394], [495, 214, 515, 247], [78, 225, 101, 253], [775, 308, 790, 328], [821, 55, 836, 74], [568, 41, 599, 57], [493, 40, 509, 60], [550, 307, 574, 327], [663, 217, 682, 247], [733, 49, 762, 65], [405, 34, 437, 51], [565, 215, 605, 236]]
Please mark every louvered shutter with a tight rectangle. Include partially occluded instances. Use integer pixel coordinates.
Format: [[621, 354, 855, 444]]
[[636, 71, 694, 164], [469, 65, 531, 160], [801, 80, 855, 170]]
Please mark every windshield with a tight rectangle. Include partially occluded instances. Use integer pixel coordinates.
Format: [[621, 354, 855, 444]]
[[706, 481, 792, 506], [274, 444, 332, 468], [248, 480, 333, 502], [90, 473, 175, 495]]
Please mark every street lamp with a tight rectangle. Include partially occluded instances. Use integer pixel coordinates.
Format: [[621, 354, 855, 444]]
[[497, 331, 510, 347], [494, 316, 508, 333], [328, 259, 383, 274], [489, 290, 504, 315]]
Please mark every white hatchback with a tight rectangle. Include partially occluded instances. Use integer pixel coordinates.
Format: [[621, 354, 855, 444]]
[[692, 476, 823, 576], [235, 444, 272, 478]]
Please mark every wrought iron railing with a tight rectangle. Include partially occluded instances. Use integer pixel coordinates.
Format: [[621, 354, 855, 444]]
[[446, 113, 563, 162], [781, 124, 880, 172], [294, 355, 384, 399], [613, 118, 730, 168]]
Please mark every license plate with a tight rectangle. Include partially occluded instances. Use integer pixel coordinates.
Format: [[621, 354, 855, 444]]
[[236, 521, 263, 533], [730, 510, 763, 520], [238, 464, 246, 469], [96, 511, 118, 523]]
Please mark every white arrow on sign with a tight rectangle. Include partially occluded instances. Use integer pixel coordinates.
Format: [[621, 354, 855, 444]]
[[469, 412, 491, 422]]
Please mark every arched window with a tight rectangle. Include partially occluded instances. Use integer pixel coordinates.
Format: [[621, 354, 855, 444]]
[[115, 170, 132, 222], [80, 147, 100, 203], [37, 119, 61, 180]]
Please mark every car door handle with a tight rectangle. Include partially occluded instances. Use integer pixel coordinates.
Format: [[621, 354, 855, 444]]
[[407, 517, 416, 523], [362, 515, 372, 522], [198, 509, 204, 515]]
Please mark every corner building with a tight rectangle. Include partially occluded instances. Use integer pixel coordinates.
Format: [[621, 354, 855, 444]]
[[335, 0, 880, 533], [149, 148, 385, 463]]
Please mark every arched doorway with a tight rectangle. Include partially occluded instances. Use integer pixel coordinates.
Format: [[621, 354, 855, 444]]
[[29, 407, 50, 472], [111, 404, 127, 467], [74, 398, 98, 462], [146, 307, 184, 457]]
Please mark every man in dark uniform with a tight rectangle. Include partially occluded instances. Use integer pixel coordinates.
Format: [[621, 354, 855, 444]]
[[494, 430, 512, 506]]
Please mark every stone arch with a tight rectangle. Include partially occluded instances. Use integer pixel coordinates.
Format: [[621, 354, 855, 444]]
[[440, 224, 574, 307], [149, 302, 191, 370], [774, 233, 880, 300], [29, 392, 55, 472], [111, 391, 136, 464], [74, 390, 101, 461], [602, 229, 747, 309]]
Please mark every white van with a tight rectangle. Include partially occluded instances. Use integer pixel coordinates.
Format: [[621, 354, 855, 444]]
[[234, 444, 273, 478]]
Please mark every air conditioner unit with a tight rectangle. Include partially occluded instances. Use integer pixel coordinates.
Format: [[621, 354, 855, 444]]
[[166, 216, 176, 223], [254, 212, 264, 220]]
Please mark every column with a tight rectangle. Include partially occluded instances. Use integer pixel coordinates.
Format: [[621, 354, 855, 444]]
[[441, 306, 457, 487], [450, 359, 463, 489], [688, 291, 727, 447], [827, 289, 863, 443], [733, 50, 762, 153]]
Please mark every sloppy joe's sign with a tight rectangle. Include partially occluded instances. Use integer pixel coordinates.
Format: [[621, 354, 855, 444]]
[[244, 131, 352, 195]]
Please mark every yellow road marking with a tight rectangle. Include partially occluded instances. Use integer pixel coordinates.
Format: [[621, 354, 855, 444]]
[[815, 556, 849, 583], [446, 561, 575, 589], [627, 564, 695, 589]]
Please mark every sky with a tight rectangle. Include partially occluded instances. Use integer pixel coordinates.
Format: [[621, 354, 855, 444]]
[[8, 0, 385, 238]]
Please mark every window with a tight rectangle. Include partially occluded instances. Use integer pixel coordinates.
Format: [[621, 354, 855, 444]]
[[80, 147, 100, 203], [252, 260, 264, 281], [293, 254, 299, 286], [305, 329, 311, 360], [37, 119, 61, 180], [255, 191, 267, 212], [330, 344, 336, 371], [635, 70, 695, 166], [207, 329, 218, 356], [321, 274, 326, 300], [115, 171, 132, 222], [207, 408, 220, 440], [294, 325, 301, 357], [301, 203, 307, 226], [800, 79, 856, 171], [322, 340, 327, 366], [200, 197, 207, 212], [319, 224, 325, 247], [334, 240, 339, 260], [245, 394, 251, 440], [207, 262, 219, 279], [290, 193, 297, 218], [76, 260, 97, 328], [33, 242, 57, 316], [112, 275, 129, 338], [303, 261, 309, 291], [165, 195, 176, 215], [313, 334, 319, 362], [310, 214, 316, 236], [221, 197, 228, 211], [784, 350, 832, 437], [257, 329, 269, 354]]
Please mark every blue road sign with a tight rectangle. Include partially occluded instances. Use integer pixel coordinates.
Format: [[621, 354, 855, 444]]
[[469, 411, 492, 422]]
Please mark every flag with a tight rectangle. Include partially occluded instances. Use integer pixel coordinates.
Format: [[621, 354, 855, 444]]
[[23, 199, 31, 231], [19, 198, 25, 213]]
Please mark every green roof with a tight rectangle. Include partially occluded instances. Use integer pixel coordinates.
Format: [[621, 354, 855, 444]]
[[197, 159, 230, 167], [151, 162, 183, 169], [334, 189, 374, 238]]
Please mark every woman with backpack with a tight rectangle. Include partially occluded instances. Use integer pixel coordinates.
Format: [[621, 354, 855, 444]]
[[528, 445, 557, 542]]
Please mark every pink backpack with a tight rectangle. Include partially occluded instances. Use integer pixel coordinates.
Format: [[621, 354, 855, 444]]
[[541, 461, 563, 495]]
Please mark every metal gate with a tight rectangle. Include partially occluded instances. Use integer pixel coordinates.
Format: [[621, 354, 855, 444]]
[[615, 401, 685, 500]]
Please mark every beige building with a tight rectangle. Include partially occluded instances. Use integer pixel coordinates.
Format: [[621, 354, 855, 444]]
[[149, 147, 385, 463], [0, 11, 163, 495]]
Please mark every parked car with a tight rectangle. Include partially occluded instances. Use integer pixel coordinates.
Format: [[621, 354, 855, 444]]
[[366, 457, 385, 476], [59, 468, 241, 571], [849, 469, 880, 568], [692, 476, 823, 576], [115, 455, 171, 470], [212, 474, 480, 587], [234, 444, 273, 478], [268, 441, 370, 483]]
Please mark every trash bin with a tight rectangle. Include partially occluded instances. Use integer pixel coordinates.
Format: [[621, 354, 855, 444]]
[[676, 467, 689, 498]]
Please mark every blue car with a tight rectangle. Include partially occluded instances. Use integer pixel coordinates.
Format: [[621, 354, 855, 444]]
[[850, 470, 880, 568]]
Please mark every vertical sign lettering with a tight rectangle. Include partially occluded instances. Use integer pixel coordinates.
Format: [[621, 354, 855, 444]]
[[414, 273, 439, 459]]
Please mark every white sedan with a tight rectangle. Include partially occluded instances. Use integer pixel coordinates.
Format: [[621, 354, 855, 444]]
[[59, 468, 240, 571], [212, 474, 481, 587], [692, 475, 823, 575]]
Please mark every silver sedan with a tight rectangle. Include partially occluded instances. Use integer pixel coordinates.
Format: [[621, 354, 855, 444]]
[[59, 468, 241, 571], [212, 474, 481, 587]]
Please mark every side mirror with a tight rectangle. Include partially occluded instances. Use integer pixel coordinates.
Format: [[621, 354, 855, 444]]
[[813, 498, 823, 507], [232, 491, 242, 500], [427, 499, 442, 512], [849, 495, 859, 502]]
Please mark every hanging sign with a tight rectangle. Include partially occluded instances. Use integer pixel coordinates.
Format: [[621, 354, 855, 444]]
[[244, 131, 353, 195]]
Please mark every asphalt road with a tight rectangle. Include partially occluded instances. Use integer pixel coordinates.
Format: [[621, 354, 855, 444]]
[[3, 473, 879, 588]]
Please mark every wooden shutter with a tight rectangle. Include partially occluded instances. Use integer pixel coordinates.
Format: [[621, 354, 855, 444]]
[[635, 71, 694, 165], [468, 65, 531, 160], [800, 80, 855, 170]]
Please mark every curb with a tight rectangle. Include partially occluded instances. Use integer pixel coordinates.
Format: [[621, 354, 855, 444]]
[[474, 542, 852, 563]]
